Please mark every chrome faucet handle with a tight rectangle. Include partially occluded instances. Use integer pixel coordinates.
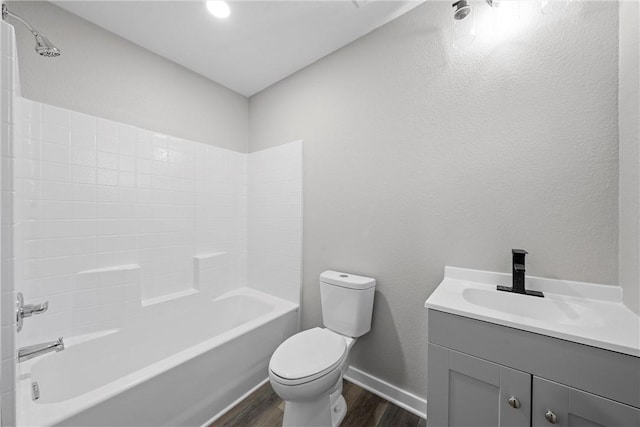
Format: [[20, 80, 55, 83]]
[[22, 301, 49, 317], [16, 292, 49, 332]]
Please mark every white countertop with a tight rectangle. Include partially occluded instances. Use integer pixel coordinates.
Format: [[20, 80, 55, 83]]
[[425, 267, 640, 357]]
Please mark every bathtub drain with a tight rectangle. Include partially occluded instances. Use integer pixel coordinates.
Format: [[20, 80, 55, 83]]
[[31, 381, 39, 401]]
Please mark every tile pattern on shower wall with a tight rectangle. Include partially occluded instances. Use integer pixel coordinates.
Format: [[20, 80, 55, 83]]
[[15, 98, 246, 346], [72, 265, 142, 331], [0, 21, 18, 427], [247, 142, 302, 303], [194, 252, 232, 300]]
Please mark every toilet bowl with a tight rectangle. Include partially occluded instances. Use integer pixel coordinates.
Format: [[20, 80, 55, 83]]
[[268, 271, 376, 427], [269, 327, 354, 398], [269, 328, 355, 427]]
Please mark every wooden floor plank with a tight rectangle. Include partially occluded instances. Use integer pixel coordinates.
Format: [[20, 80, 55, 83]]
[[211, 382, 280, 427], [247, 399, 284, 427], [371, 400, 389, 426], [341, 387, 384, 427], [377, 404, 422, 427], [210, 379, 424, 427]]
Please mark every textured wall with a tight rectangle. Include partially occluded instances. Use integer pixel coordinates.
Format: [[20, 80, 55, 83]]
[[619, 0, 640, 314], [249, 1, 619, 397], [6, 1, 248, 153]]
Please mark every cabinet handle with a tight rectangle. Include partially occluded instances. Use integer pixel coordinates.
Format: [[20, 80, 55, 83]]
[[507, 396, 521, 409], [545, 410, 558, 424]]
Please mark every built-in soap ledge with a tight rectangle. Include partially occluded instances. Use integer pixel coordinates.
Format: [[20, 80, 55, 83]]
[[78, 265, 140, 274], [71, 265, 142, 335], [138, 253, 232, 306], [194, 252, 233, 299], [75, 265, 141, 296], [141, 288, 199, 307]]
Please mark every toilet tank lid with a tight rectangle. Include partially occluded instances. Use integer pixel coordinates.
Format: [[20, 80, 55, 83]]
[[320, 271, 376, 290]]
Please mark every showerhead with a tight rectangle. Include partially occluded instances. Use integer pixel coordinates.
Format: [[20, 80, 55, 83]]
[[2, 5, 61, 58], [34, 34, 61, 57]]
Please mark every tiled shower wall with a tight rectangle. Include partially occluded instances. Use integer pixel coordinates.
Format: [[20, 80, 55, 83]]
[[248, 142, 302, 304], [0, 21, 18, 427], [15, 98, 248, 344], [13, 98, 304, 348]]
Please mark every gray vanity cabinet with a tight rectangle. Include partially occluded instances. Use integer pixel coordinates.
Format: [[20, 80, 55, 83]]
[[428, 344, 530, 427], [427, 310, 640, 427], [532, 377, 640, 427]]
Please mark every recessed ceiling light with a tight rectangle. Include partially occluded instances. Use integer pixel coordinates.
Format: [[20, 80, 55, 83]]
[[206, 1, 230, 19]]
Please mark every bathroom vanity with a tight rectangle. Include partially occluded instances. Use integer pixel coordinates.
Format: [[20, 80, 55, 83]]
[[425, 267, 640, 427]]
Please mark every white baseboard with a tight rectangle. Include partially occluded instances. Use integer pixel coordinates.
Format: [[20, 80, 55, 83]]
[[344, 366, 427, 419]]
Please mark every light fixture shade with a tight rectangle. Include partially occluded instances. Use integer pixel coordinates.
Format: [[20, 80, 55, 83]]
[[206, 1, 231, 19], [452, 4, 475, 49], [453, 0, 472, 20], [492, 0, 520, 34]]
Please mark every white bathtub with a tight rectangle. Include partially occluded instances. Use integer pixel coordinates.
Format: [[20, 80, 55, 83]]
[[17, 288, 298, 426]]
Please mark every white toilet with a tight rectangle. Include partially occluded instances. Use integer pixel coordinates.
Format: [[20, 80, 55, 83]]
[[268, 271, 376, 427]]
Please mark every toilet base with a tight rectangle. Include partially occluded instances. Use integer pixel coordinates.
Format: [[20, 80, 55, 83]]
[[330, 394, 347, 427], [282, 379, 347, 427]]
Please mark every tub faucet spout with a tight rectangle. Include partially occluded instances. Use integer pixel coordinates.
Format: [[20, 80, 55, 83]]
[[18, 337, 64, 362]]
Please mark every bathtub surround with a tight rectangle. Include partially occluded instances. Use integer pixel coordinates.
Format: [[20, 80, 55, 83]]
[[5, 1, 248, 153], [249, 0, 619, 402], [13, 98, 302, 349], [15, 99, 245, 345], [248, 142, 303, 304], [619, 0, 640, 315], [7, 98, 302, 424]]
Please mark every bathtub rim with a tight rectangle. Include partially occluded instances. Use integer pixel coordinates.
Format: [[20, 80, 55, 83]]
[[17, 287, 299, 427]]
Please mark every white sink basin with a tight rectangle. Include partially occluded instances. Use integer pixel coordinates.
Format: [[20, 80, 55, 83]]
[[461, 287, 603, 328], [425, 267, 640, 357]]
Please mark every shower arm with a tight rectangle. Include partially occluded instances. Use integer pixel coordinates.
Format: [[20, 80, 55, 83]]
[[2, 4, 41, 37]]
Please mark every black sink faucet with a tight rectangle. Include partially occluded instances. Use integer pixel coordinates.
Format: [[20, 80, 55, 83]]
[[512, 249, 527, 293], [497, 249, 544, 297]]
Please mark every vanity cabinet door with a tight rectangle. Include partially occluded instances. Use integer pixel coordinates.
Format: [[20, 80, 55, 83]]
[[532, 377, 640, 427], [427, 344, 530, 427]]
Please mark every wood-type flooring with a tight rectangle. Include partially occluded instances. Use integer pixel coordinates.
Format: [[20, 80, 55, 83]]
[[211, 380, 426, 427]]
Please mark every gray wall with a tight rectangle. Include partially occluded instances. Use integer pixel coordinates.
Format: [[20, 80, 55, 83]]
[[619, 0, 640, 314], [6, 1, 248, 152], [249, 1, 619, 397]]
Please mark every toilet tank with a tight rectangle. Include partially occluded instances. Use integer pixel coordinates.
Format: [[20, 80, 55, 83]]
[[320, 271, 376, 338]]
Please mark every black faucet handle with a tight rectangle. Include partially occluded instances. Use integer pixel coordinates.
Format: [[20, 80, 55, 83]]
[[498, 249, 544, 298]]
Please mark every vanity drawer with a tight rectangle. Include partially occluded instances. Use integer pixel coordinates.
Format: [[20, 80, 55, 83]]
[[428, 309, 640, 408]]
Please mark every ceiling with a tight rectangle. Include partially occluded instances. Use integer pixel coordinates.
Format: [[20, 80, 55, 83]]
[[53, 0, 425, 97]]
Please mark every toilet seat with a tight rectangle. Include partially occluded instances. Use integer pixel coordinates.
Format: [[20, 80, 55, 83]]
[[269, 328, 347, 386]]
